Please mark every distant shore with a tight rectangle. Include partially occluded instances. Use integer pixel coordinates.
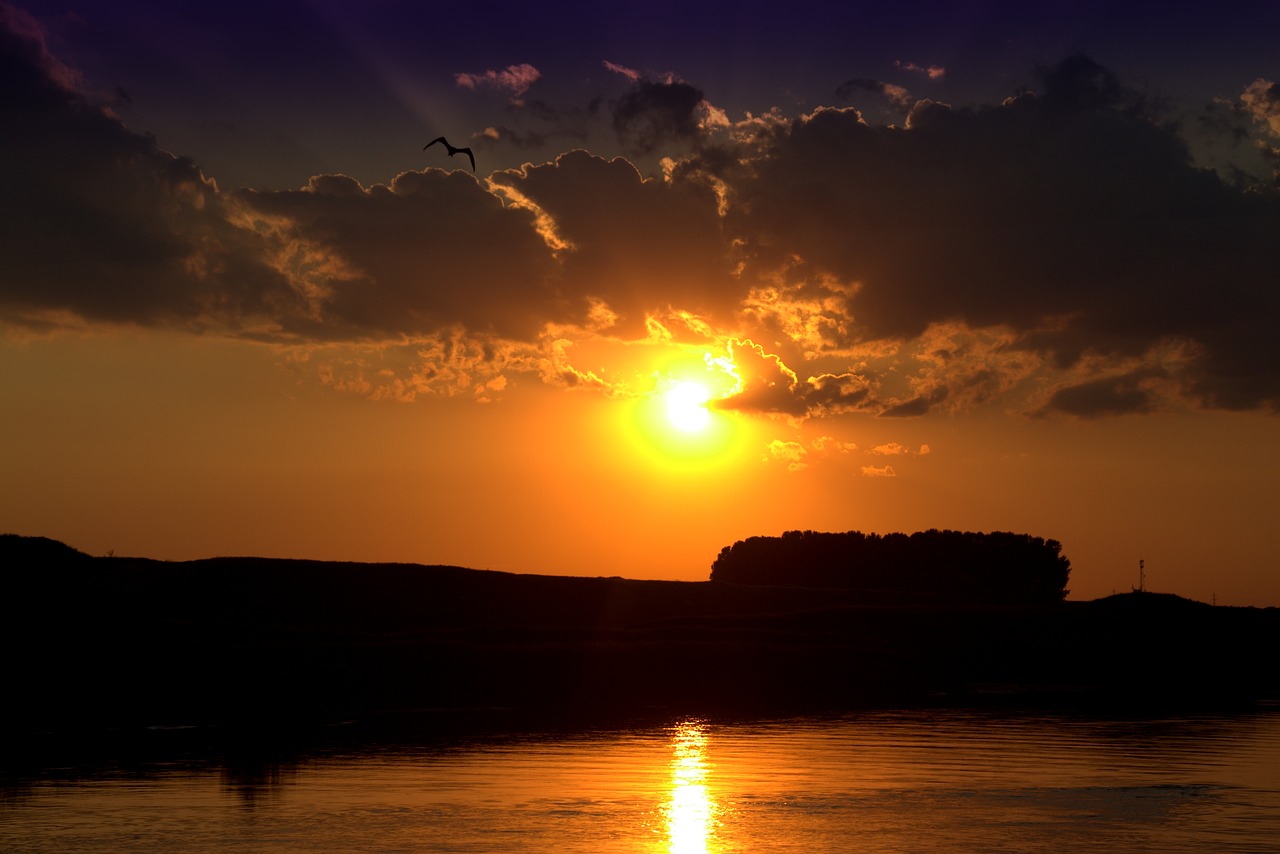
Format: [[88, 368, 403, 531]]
[[4, 536, 1277, 733]]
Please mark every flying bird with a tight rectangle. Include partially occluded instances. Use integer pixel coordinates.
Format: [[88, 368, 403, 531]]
[[424, 136, 475, 172]]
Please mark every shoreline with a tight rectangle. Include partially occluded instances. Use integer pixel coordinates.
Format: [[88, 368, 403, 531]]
[[5, 539, 1277, 735]]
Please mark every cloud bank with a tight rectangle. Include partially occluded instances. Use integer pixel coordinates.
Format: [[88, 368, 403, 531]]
[[2, 8, 1278, 419]]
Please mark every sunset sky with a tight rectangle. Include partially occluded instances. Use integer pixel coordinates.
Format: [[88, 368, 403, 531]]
[[3, 1, 1279, 605]]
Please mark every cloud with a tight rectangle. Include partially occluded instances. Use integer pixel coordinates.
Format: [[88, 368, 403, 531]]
[[764, 439, 808, 471], [489, 150, 736, 334], [895, 60, 945, 79], [1041, 376, 1153, 417], [1239, 78, 1280, 181], [702, 52, 1280, 414], [1241, 78, 1280, 136], [454, 63, 542, 98], [479, 125, 549, 149], [895, 323, 1042, 415], [0, 8, 300, 333], [5, 17, 1280, 421], [612, 79, 706, 154], [1, 2, 80, 91], [764, 433, 861, 471], [603, 60, 641, 82], [811, 435, 857, 454], [713, 340, 877, 420], [861, 465, 897, 478], [237, 170, 559, 341], [295, 332, 528, 403], [836, 78, 913, 108], [879, 393, 942, 418], [717, 339, 801, 413], [869, 441, 932, 458]]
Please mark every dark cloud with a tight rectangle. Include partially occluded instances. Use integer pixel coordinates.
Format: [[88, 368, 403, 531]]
[[1039, 372, 1159, 418], [713, 340, 876, 420], [489, 150, 736, 335], [835, 78, 912, 108], [706, 52, 1280, 413], [1034, 51, 1125, 112], [478, 125, 551, 150], [611, 79, 705, 154], [880, 389, 948, 418], [237, 170, 559, 340], [494, 97, 599, 149], [0, 7, 299, 332], [0, 8, 557, 343]]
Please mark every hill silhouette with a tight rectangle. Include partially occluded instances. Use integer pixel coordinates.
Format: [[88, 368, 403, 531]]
[[3, 535, 1276, 731]]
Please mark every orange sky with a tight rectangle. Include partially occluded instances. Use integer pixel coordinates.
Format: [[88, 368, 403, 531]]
[[4, 330, 1277, 605], [3, 3, 1280, 605]]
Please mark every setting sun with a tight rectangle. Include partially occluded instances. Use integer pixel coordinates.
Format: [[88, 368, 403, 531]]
[[615, 356, 753, 471], [665, 381, 712, 433]]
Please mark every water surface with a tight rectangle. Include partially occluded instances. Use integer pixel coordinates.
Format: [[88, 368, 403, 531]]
[[4, 707, 1279, 852]]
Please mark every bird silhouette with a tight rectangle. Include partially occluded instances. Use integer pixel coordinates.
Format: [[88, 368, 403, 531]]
[[424, 136, 475, 172]]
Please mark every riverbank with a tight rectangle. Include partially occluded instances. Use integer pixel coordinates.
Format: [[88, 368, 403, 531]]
[[4, 536, 1276, 731]]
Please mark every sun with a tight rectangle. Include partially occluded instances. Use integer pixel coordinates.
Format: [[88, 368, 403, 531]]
[[665, 381, 712, 433], [617, 355, 749, 470]]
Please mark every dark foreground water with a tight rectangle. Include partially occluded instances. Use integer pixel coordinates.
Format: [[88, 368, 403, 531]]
[[4, 706, 1279, 853]]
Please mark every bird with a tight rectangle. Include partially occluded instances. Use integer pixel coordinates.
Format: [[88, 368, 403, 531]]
[[424, 136, 475, 172]]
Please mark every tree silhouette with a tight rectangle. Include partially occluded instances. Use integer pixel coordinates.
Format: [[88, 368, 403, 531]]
[[710, 529, 1070, 606]]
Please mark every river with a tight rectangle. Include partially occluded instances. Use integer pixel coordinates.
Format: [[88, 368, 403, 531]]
[[4, 705, 1279, 852]]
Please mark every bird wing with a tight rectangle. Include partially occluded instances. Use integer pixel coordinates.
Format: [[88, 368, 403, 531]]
[[424, 136, 446, 150], [464, 148, 476, 171]]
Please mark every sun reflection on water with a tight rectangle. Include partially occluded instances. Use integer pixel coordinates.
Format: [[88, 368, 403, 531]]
[[665, 720, 717, 854]]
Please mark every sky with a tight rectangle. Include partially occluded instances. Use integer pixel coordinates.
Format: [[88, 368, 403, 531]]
[[2, 1, 1279, 605]]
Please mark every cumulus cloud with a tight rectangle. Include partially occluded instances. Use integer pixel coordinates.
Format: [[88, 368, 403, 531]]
[[702, 52, 1280, 414], [764, 439, 808, 470], [764, 433, 861, 472], [861, 464, 897, 477], [812, 435, 857, 454]]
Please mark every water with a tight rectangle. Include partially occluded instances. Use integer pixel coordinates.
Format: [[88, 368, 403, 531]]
[[4, 707, 1279, 852]]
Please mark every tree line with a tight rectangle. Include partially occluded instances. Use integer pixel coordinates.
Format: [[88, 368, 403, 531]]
[[710, 529, 1071, 605]]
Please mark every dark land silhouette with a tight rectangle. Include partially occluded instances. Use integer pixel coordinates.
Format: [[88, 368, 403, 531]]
[[3, 534, 1277, 734]]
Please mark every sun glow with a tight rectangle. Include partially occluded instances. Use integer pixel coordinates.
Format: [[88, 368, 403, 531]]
[[665, 381, 712, 433], [621, 355, 748, 470]]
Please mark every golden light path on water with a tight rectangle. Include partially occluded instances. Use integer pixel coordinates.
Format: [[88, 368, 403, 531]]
[[665, 721, 718, 854]]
